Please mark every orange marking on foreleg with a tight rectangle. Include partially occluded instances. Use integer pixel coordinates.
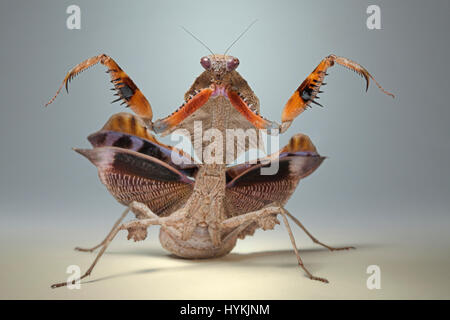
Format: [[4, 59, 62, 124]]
[[280, 54, 394, 133], [227, 88, 277, 131], [152, 88, 213, 133], [45, 54, 153, 121]]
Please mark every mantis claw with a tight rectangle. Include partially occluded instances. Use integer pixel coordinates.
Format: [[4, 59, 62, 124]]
[[280, 54, 394, 132]]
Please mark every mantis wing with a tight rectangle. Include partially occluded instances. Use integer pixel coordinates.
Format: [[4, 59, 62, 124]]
[[76, 147, 194, 216], [225, 134, 324, 217], [88, 112, 198, 175]]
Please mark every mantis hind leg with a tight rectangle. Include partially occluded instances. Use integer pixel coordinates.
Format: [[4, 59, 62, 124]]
[[74, 206, 131, 253], [283, 208, 355, 252], [221, 205, 329, 283], [74, 201, 160, 253], [51, 207, 130, 288], [279, 209, 329, 283], [51, 202, 164, 289]]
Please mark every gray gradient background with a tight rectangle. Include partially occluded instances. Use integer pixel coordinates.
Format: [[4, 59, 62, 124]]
[[0, 0, 449, 299]]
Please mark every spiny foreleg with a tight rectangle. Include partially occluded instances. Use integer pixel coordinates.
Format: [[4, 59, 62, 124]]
[[280, 54, 394, 133], [45, 54, 153, 122]]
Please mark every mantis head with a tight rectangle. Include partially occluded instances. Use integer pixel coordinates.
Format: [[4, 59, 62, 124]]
[[200, 54, 240, 80]]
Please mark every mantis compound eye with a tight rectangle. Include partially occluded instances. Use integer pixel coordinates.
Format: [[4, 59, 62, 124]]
[[226, 57, 240, 71], [200, 56, 211, 70]]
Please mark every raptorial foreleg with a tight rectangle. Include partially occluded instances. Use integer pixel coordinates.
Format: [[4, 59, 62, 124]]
[[280, 54, 394, 132], [45, 54, 153, 122]]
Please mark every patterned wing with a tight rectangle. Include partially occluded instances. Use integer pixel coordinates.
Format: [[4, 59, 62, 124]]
[[75, 147, 194, 216], [88, 113, 198, 176], [225, 134, 324, 217]]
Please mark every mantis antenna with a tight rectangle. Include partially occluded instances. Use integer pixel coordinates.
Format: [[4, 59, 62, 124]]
[[224, 19, 258, 55], [180, 25, 214, 55]]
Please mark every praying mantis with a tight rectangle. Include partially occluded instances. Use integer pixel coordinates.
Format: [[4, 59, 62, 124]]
[[46, 29, 393, 288]]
